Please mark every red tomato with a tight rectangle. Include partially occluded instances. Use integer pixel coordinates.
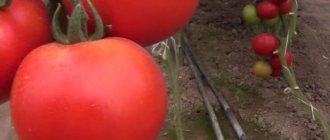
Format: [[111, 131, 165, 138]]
[[252, 33, 279, 56], [279, 0, 292, 15], [11, 37, 167, 140], [271, 68, 283, 77], [0, 0, 52, 104], [63, 0, 198, 46], [257, 1, 279, 19], [271, 51, 293, 69], [270, 0, 288, 5]]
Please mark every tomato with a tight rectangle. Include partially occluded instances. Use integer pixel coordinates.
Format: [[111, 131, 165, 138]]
[[253, 60, 273, 78], [270, 0, 288, 5], [11, 37, 167, 140], [0, 0, 52, 104], [62, 0, 198, 46], [271, 51, 293, 69], [262, 16, 280, 27], [242, 4, 261, 25], [279, 0, 292, 15], [252, 33, 279, 56], [271, 68, 282, 77], [257, 1, 279, 19]]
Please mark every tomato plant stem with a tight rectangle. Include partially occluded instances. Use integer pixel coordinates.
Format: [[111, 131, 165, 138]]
[[175, 31, 185, 66], [152, 38, 185, 140], [279, 0, 330, 139], [52, 0, 105, 45], [154, 38, 185, 140], [164, 55, 184, 140]]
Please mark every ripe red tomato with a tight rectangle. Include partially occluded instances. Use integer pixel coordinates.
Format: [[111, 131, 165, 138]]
[[271, 51, 293, 69], [271, 68, 283, 77], [0, 0, 52, 104], [11, 37, 167, 140], [252, 33, 279, 56], [63, 0, 198, 46], [257, 1, 279, 19], [279, 0, 292, 15], [270, 0, 288, 5]]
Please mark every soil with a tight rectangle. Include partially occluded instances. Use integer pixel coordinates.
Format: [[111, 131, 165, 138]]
[[160, 0, 330, 139], [161, 0, 330, 139], [1, 0, 330, 140]]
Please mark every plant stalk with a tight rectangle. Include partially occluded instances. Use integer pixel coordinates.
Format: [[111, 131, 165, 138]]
[[279, 0, 330, 139], [163, 43, 184, 140]]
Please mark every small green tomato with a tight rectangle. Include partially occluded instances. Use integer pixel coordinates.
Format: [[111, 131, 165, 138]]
[[242, 4, 261, 25]]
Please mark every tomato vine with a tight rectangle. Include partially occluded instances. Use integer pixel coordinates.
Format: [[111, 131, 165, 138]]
[[152, 36, 185, 140], [278, 0, 330, 139], [244, 0, 330, 138]]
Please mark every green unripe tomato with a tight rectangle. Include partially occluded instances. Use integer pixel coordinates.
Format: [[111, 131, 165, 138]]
[[262, 16, 280, 27], [242, 4, 261, 25]]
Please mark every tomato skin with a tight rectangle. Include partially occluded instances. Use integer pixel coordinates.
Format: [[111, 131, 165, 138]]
[[257, 1, 279, 19], [271, 68, 283, 77], [242, 4, 261, 25], [0, 0, 52, 104], [279, 0, 292, 15], [252, 33, 279, 56], [270, 0, 288, 5], [11, 37, 167, 140], [271, 51, 293, 69], [253, 60, 273, 78], [63, 0, 198, 46]]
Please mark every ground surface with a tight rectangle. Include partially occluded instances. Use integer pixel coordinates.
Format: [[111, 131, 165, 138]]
[[160, 0, 330, 139], [1, 0, 330, 140]]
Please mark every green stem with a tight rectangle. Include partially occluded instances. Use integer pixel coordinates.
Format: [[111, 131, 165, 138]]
[[0, 0, 12, 8], [164, 46, 184, 140], [280, 16, 288, 35], [52, 4, 69, 44], [67, 3, 89, 43], [52, 0, 105, 45], [175, 31, 185, 66], [87, 0, 104, 40], [279, 40, 330, 139], [279, 0, 330, 139]]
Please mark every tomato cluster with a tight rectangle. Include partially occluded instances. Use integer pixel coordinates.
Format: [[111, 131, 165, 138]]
[[242, 0, 294, 78], [251, 35, 293, 78], [242, 0, 292, 27], [0, 0, 198, 140]]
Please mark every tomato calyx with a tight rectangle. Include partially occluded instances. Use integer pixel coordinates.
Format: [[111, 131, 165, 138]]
[[0, 0, 12, 8], [52, 0, 109, 44]]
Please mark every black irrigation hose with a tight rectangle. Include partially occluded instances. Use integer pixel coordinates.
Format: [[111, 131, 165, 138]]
[[184, 44, 225, 140], [183, 34, 248, 140]]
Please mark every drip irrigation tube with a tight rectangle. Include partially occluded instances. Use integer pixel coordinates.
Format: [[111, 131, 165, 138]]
[[182, 33, 248, 140]]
